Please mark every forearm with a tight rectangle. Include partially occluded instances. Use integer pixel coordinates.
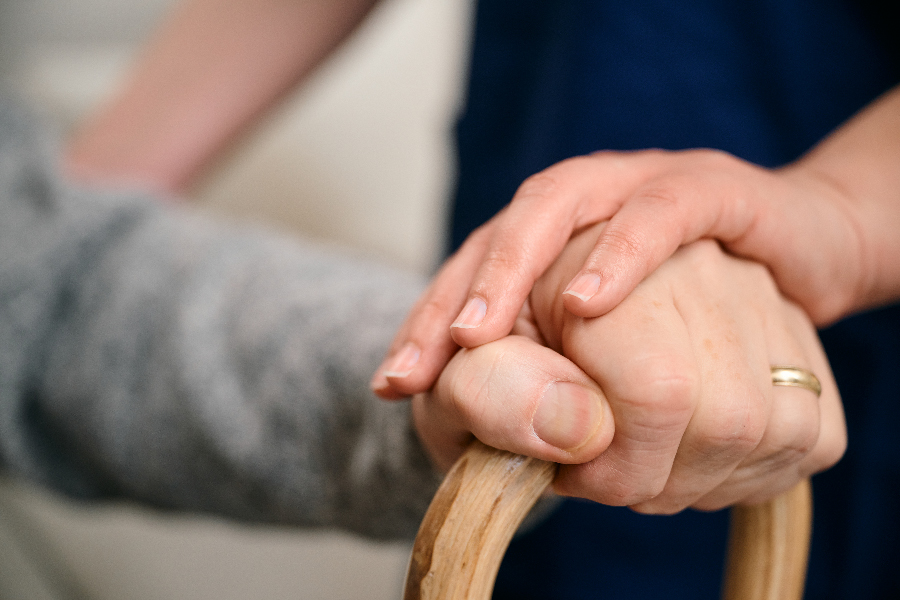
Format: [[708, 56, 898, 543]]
[[783, 84, 900, 316], [1, 100, 438, 537], [65, 0, 380, 194], [38, 214, 438, 535]]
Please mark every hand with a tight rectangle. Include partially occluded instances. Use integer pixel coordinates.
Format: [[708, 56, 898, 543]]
[[374, 85, 900, 399], [532, 225, 845, 511], [413, 333, 614, 474], [417, 225, 846, 512], [371, 148, 860, 399]]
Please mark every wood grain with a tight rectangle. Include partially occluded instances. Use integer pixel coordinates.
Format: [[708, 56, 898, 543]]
[[723, 478, 812, 600], [404, 440, 556, 600], [404, 439, 812, 600]]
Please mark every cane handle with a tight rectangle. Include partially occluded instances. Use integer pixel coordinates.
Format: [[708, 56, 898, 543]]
[[404, 439, 812, 600]]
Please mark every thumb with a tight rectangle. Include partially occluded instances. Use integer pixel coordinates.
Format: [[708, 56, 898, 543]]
[[413, 335, 614, 472]]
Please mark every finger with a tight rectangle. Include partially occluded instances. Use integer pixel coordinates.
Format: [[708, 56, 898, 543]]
[[695, 390, 817, 509], [629, 341, 770, 514], [552, 283, 700, 506], [625, 247, 780, 513], [689, 382, 822, 510], [370, 224, 494, 399], [563, 151, 768, 318], [413, 335, 614, 472], [694, 303, 845, 508], [450, 153, 664, 348]]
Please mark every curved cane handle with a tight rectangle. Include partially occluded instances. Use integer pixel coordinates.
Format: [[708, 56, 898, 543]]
[[404, 439, 812, 600], [723, 477, 812, 600]]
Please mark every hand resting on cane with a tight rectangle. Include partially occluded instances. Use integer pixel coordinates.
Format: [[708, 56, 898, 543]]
[[415, 227, 845, 513]]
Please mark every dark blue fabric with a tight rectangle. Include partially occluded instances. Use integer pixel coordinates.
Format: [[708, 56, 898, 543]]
[[449, 1, 900, 598], [451, 0, 897, 251]]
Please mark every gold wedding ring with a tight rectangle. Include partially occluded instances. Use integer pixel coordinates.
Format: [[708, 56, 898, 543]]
[[770, 365, 822, 397]]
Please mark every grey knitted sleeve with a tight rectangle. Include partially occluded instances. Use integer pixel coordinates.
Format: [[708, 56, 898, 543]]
[[0, 98, 442, 539]]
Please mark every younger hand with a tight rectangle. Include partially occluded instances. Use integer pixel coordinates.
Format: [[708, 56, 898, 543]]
[[372, 147, 863, 400]]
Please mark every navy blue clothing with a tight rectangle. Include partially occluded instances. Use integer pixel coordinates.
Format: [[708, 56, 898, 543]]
[[449, 1, 900, 598]]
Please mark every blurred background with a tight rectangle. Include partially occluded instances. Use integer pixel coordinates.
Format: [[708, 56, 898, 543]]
[[0, 0, 472, 597]]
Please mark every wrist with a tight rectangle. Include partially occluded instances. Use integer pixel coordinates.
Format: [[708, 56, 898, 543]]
[[777, 160, 876, 323]]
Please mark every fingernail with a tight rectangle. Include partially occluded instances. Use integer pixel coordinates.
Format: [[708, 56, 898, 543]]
[[451, 297, 487, 329], [563, 273, 602, 302], [533, 382, 604, 451], [381, 342, 421, 378]]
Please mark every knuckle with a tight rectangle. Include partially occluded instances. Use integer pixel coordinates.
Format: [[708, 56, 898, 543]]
[[691, 400, 767, 462], [752, 436, 817, 477], [468, 220, 495, 243], [441, 350, 488, 421], [459, 349, 502, 419], [632, 184, 684, 214], [511, 155, 591, 204], [448, 220, 494, 259], [597, 222, 649, 265], [513, 169, 566, 206], [595, 483, 632, 506], [450, 344, 531, 434], [767, 399, 823, 467], [786, 417, 821, 457], [563, 456, 672, 508], [408, 293, 461, 337], [479, 244, 532, 281], [625, 478, 669, 507], [616, 356, 698, 425], [416, 293, 457, 321]]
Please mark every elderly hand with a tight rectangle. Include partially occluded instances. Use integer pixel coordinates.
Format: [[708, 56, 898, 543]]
[[417, 224, 846, 512]]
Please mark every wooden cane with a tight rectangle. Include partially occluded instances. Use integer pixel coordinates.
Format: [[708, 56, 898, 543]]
[[404, 439, 812, 600]]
